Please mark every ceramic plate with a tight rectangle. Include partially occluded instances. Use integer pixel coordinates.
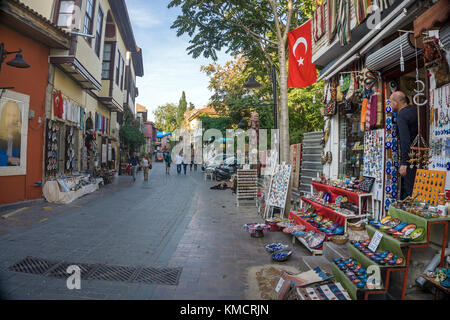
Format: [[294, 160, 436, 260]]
[[410, 227, 425, 241], [308, 233, 326, 249], [401, 224, 417, 235], [389, 218, 401, 228], [380, 216, 392, 224]]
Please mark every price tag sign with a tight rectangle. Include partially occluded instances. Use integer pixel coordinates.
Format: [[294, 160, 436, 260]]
[[275, 277, 285, 293], [368, 230, 383, 252]]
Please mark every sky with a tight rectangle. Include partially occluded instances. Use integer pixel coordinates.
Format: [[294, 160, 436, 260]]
[[126, 0, 232, 122]]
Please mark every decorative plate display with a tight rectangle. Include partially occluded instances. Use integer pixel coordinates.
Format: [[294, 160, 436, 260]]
[[388, 218, 401, 228], [394, 222, 408, 231], [308, 232, 326, 249], [335, 195, 344, 206], [401, 224, 417, 235], [272, 249, 292, 262], [409, 227, 425, 241], [380, 216, 392, 224], [265, 242, 288, 252], [314, 215, 323, 223]]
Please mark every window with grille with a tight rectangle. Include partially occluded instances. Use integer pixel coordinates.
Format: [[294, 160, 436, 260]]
[[95, 6, 104, 57], [102, 43, 113, 79], [116, 49, 121, 86], [83, 0, 95, 44], [56, 1, 76, 28]]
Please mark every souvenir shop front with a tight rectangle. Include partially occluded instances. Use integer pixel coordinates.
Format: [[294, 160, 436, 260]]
[[292, 8, 450, 299], [42, 92, 104, 204]]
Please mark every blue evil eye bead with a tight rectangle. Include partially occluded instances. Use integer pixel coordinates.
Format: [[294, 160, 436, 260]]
[[386, 185, 392, 192], [386, 168, 391, 174], [386, 118, 392, 125], [447, 162, 450, 171], [392, 139, 397, 146], [394, 162, 399, 168], [392, 131, 397, 137], [392, 184, 397, 191], [392, 176, 397, 183], [392, 191, 398, 197], [392, 146, 397, 151], [386, 199, 391, 206], [386, 124, 392, 130], [386, 106, 392, 113], [385, 142, 392, 149], [386, 161, 392, 168]]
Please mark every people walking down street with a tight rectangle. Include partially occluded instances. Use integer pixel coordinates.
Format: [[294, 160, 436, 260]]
[[129, 151, 140, 182], [164, 151, 171, 175], [176, 152, 183, 175], [142, 154, 151, 181]]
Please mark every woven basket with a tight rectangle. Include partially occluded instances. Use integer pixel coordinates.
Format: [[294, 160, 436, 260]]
[[348, 222, 365, 231], [330, 235, 348, 245]]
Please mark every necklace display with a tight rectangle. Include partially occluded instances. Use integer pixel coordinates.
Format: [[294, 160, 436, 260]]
[[431, 83, 450, 170]]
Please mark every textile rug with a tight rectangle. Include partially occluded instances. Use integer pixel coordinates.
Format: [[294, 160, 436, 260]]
[[244, 264, 300, 300]]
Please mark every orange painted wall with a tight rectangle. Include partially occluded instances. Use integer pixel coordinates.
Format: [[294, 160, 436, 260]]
[[0, 25, 49, 204]]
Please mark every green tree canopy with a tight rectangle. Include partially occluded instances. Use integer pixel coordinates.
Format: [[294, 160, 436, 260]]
[[153, 103, 178, 132], [120, 111, 145, 152], [177, 91, 187, 127]]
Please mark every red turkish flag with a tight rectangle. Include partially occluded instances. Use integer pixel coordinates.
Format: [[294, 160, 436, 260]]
[[288, 20, 317, 88]]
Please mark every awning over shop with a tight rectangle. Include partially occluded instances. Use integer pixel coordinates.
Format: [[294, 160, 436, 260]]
[[365, 33, 421, 73], [157, 132, 172, 139]]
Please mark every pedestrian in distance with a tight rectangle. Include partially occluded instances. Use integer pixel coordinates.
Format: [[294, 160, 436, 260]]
[[129, 151, 140, 182], [164, 151, 171, 175], [142, 154, 151, 181], [176, 151, 183, 175]]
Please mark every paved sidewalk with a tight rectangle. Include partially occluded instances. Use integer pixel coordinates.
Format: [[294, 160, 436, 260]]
[[0, 163, 309, 299]]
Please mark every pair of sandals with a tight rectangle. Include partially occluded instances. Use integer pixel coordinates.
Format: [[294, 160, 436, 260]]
[[321, 151, 332, 165]]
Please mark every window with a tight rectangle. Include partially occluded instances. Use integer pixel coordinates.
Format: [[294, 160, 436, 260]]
[[83, 0, 95, 44], [56, 1, 76, 28], [95, 7, 104, 57], [120, 57, 125, 90], [102, 43, 112, 79], [116, 49, 121, 86]]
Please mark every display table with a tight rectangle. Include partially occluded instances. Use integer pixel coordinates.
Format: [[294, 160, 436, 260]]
[[354, 206, 450, 300], [301, 197, 370, 232], [311, 181, 373, 217], [43, 175, 101, 204], [289, 211, 330, 254]]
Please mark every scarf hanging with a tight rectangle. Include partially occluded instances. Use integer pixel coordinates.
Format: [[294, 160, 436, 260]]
[[361, 97, 368, 131], [328, 0, 338, 42], [376, 81, 383, 127], [336, 0, 351, 46], [369, 92, 378, 128], [313, 2, 325, 41]]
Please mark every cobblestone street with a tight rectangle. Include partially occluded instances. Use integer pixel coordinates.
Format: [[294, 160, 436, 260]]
[[0, 163, 307, 300]]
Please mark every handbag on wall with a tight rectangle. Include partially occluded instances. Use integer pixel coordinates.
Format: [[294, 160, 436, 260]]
[[322, 100, 338, 116]]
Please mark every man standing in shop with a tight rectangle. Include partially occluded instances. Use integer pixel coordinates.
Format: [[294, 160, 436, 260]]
[[129, 151, 140, 182], [390, 91, 418, 199]]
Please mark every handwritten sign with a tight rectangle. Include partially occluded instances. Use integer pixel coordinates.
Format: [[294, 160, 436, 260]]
[[368, 230, 383, 252]]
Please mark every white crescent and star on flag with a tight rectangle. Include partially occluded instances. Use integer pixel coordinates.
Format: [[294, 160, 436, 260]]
[[292, 37, 308, 67]]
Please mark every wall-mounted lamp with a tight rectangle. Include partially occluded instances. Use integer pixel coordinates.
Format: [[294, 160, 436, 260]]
[[0, 42, 31, 72]]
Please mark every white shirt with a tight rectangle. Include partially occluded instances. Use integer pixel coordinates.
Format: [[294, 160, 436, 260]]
[[142, 158, 149, 168], [176, 154, 183, 165]]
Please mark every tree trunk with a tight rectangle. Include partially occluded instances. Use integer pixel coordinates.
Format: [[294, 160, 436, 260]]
[[277, 45, 290, 164]]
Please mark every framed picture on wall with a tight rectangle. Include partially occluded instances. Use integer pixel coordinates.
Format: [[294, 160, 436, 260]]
[[0, 90, 29, 176]]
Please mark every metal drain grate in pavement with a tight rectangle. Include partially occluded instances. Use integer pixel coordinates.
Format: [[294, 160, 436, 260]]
[[8, 256, 58, 275], [45, 262, 97, 279], [8, 257, 182, 286], [87, 264, 139, 282], [134, 267, 182, 285]]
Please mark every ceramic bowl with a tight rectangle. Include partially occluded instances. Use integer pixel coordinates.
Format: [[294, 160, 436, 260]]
[[396, 257, 404, 265], [388, 260, 396, 266]]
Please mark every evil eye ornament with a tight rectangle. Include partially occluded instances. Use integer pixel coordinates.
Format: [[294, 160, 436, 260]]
[[392, 191, 398, 197], [386, 125, 392, 131], [447, 162, 450, 171], [386, 186, 391, 193], [386, 161, 392, 168], [386, 118, 392, 125], [394, 162, 399, 168], [386, 168, 392, 174], [386, 106, 392, 113], [392, 131, 397, 138], [385, 142, 392, 149], [392, 184, 397, 191]]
